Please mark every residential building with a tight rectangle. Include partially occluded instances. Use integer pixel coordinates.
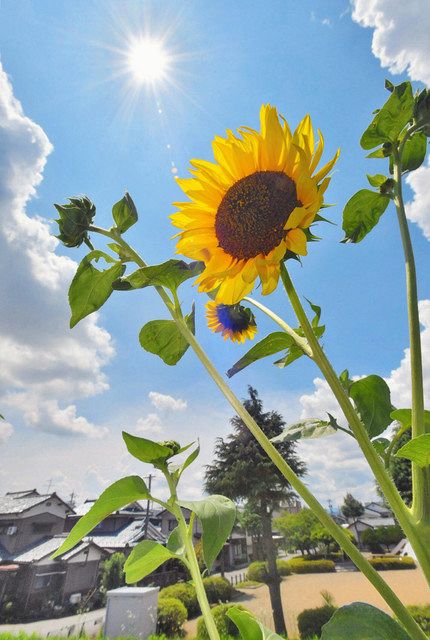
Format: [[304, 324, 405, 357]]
[[342, 501, 396, 544]]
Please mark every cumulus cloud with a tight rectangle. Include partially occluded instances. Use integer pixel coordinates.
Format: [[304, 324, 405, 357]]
[[351, 1, 430, 85], [0, 63, 112, 437], [405, 158, 430, 241], [149, 391, 187, 412], [136, 413, 164, 436]]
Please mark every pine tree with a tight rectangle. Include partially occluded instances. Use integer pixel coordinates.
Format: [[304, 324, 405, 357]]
[[204, 386, 306, 636], [341, 493, 365, 520]]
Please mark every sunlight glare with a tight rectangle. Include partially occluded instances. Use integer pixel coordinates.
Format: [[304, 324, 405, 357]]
[[127, 38, 169, 83]]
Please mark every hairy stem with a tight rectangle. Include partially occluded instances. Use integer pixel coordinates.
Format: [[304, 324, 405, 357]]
[[280, 263, 430, 584], [164, 472, 220, 640], [392, 147, 430, 526]]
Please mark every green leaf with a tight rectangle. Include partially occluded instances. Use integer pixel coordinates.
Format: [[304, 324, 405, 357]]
[[320, 602, 410, 640], [372, 437, 390, 454], [361, 82, 414, 149], [339, 369, 353, 393], [114, 260, 204, 293], [124, 540, 174, 583], [272, 418, 338, 443], [366, 174, 388, 188], [349, 375, 394, 438], [139, 306, 195, 366], [342, 189, 390, 243], [52, 476, 150, 558], [179, 495, 236, 570], [177, 444, 200, 478], [390, 408, 430, 430], [69, 250, 125, 328], [273, 342, 304, 369], [401, 132, 427, 172], [166, 527, 185, 556], [396, 434, 430, 468], [227, 332, 293, 378], [366, 147, 389, 159], [107, 243, 135, 263], [227, 607, 282, 640], [122, 431, 173, 465], [112, 192, 138, 233]]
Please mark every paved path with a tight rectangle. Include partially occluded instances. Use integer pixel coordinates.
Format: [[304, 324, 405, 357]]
[[185, 568, 430, 638], [0, 608, 105, 637]]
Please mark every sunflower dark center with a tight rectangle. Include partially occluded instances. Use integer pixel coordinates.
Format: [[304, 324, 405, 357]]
[[215, 171, 300, 260], [216, 304, 254, 333]]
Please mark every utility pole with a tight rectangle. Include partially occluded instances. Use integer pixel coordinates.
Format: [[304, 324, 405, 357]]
[[45, 478, 53, 494], [144, 474, 153, 538]]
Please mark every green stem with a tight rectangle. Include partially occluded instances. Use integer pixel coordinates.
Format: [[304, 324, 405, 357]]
[[280, 263, 430, 585], [244, 296, 313, 357], [164, 472, 220, 640], [90, 226, 427, 639], [392, 148, 430, 525], [172, 316, 426, 640]]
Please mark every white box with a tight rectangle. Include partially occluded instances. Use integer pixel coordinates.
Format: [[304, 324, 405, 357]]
[[104, 586, 159, 639]]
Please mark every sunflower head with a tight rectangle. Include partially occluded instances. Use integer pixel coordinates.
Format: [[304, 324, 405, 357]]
[[171, 105, 339, 305], [206, 300, 257, 344]]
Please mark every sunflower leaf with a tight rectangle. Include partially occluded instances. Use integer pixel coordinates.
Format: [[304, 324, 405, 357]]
[[227, 332, 294, 378], [272, 418, 338, 443], [69, 250, 125, 328], [113, 260, 204, 293], [401, 132, 427, 172], [349, 375, 394, 438], [320, 603, 410, 640], [360, 82, 414, 149], [112, 192, 138, 233], [227, 607, 284, 640], [342, 189, 390, 243], [396, 434, 430, 468], [139, 305, 195, 366]]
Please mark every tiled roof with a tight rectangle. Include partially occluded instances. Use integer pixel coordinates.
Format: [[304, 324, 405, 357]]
[[87, 519, 165, 550], [0, 493, 52, 515], [12, 537, 64, 563], [73, 500, 146, 517]]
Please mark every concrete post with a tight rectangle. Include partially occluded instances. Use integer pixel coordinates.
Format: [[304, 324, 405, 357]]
[[104, 586, 159, 639]]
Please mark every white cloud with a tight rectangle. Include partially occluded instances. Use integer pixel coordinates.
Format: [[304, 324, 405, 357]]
[[405, 158, 430, 241], [136, 412, 164, 436], [0, 420, 13, 444], [351, 1, 430, 85], [0, 63, 113, 438], [149, 391, 187, 411]]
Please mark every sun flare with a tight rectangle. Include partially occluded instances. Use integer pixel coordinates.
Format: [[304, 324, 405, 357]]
[[127, 38, 169, 83]]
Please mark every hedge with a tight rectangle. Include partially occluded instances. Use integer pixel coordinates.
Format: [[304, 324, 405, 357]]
[[246, 559, 292, 583], [406, 605, 430, 633], [196, 604, 248, 640], [157, 597, 187, 636], [159, 583, 199, 619], [203, 576, 233, 603], [288, 558, 336, 574], [369, 556, 416, 570], [297, 605, 336, 639]]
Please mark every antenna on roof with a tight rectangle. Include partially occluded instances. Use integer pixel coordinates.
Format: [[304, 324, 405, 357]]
[[45, 478, 54, 493]]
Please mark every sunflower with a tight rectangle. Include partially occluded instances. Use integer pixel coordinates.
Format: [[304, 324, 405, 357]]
[[206, 301, 257, 344], [171, 105, 339, 305]]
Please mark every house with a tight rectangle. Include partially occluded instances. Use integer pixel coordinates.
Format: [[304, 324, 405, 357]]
[[342, 501, 396, 544], [0, 490, 108, 614]]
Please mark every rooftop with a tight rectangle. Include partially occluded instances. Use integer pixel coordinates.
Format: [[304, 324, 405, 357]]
[[0, 490, 74, 516]]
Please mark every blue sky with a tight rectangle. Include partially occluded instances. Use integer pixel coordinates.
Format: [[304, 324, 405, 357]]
[[1, 0, 429, 509]]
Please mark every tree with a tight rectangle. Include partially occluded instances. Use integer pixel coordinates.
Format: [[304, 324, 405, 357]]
[[238, 502, 264, 560], [390, 430, 412, 506], [275, 508, 318, 555], [341, 493, 364, 520], [205, 386, 306, 636], [100, 552, 125, 592]]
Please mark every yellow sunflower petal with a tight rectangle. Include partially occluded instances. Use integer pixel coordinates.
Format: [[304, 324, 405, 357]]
[[285, 228, 308, 255], [261, 263, 280, 296], [284, 206, 309, 230], [259, 104, 286, 170], [309, 129, 324, 175], [313, 148, 340, 183]]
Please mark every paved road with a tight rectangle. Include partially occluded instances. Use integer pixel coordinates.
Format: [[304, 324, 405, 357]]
[[0, 608, 105, 637]]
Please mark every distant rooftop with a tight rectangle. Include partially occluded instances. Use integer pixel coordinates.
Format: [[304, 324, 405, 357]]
[[0, 490, 73, 516]]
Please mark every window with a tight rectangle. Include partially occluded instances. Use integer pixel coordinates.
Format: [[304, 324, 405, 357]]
[[32, 522, 53, 534], [0, 523, 14, 535], [34, 574, 54, 589]]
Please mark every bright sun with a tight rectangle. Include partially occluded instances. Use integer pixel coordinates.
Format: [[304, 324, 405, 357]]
[[127, 38, 169, 83]]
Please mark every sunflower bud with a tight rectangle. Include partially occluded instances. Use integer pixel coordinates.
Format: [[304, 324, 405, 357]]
[[54, 196, 96, 248], [159, 440, 182, 457]]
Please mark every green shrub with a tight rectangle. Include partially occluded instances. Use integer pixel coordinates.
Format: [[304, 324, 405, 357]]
[[157, 597, 187, 636], [159, 583, 199, 618], [406, 604, 430, 633], [196, 603, 248, 640], [247, 559, 291, 583], [288, 558, 336, 574], [276, 559, 292, 576], [297, 605, 336, 639], [203, 576, 233, 603], [369, 556, 416, 570], [246, 561, 269, 583]]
